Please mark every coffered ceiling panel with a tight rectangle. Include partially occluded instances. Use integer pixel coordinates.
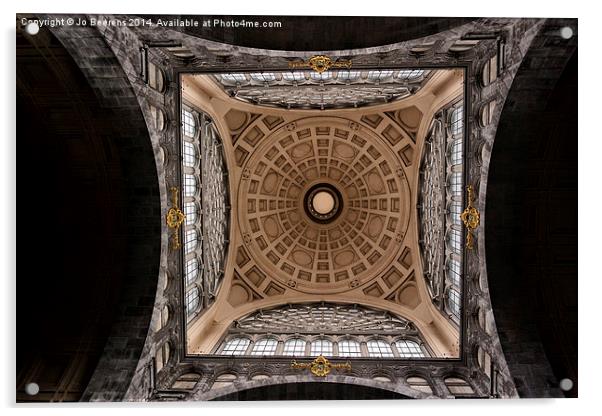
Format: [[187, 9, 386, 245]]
[[237, 116, 412, 294]]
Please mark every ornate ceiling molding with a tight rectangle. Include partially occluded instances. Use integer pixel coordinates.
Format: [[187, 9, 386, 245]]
[[289, 55, 353, 73], [213, 69, 430, 110], [236, 116, 411, 294]]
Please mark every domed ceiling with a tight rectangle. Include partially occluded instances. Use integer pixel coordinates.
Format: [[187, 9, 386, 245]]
[[238, 116, 411, 294], [182, 68, 464, 357]]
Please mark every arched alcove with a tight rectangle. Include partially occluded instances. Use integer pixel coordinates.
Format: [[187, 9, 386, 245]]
[[486, 22, 577, 398], [17, 22, 161, 402]]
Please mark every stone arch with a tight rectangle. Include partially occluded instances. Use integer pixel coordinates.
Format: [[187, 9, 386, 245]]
[[195, 374, 432, 400], [486, 19, 577, 398], [38, 19, 164, 402], [18, 22, 152, 402]]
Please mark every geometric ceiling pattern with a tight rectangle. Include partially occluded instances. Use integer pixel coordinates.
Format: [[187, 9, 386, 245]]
[[237, 116, 412, 294]]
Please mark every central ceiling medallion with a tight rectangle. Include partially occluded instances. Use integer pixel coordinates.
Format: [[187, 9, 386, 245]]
[[304, 183, 343, 223]]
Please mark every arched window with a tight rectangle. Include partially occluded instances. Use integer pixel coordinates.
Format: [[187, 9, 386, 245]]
[[250, 338, 278, 356], [220, 73, 246, 84], [311, 339, 333, 356], [447, 228, 462, 254], [309, 71, 333, 81], [282, 72, 306, 82], [445, 377, 474, 396], [447, 259, 461, 288], [419, 100, 465, 326], [182, 109, 196, 137], [184, 202, 197, 226], [214, 69, 430, 110], [250, 72, 276, 83], [450, 138, 463, 166], [180, 107, 229, 327], [395, 340, 425, 358], [184, 229, 198, 254], [283, 338, 306, 356], [185, 287, 200, 316], [367, 70, 394, 81], [450, 106, 463, 136], [183, 174, 197, 197], [449, 171, 462, 195], [397, 69, 425, 80], [221, 338, 250, 355], [407, 376, 432, 393], [182, 141, 197, 167], [338, 339, 362, 357], [185, 258, 198, 286], [367, 340, 394, 358], [172, 373, 201, 390], [447, 288, 461, 318], [448, 200, 463, 226], [212, 373, 237, 389], [213, 304, 431, 358], [336, 70, 360, 82]]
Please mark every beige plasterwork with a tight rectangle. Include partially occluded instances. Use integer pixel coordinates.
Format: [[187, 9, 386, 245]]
[[182, 69, 464, 358]]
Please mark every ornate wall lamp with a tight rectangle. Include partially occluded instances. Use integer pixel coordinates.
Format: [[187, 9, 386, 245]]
[[166, 187, 185, 250], [461, 185, 480, 250]]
